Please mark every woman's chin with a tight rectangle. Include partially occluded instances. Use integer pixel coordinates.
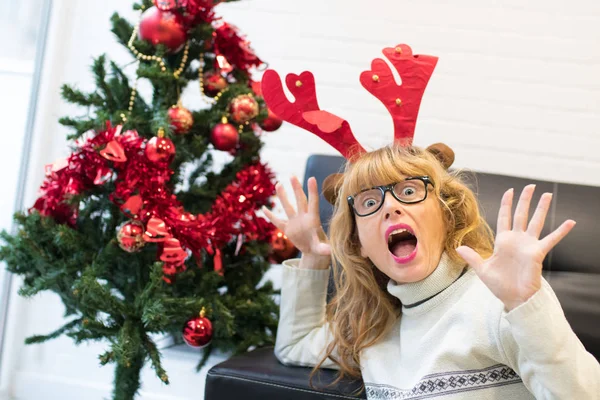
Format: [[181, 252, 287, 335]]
[[387, 251, 430, 283]]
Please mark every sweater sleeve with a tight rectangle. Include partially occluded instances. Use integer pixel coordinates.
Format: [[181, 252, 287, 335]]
[[497, 278, 600, 399], [274, 259, 339, 369]]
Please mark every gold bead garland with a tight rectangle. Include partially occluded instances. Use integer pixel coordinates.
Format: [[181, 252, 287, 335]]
[[173, 42, 190, 79], [122, 17, 191, 123], [121, 62, 140, 123], [127, 24, 190, 75], [238, 121, 250, 133], [128, 25, 165, 72]]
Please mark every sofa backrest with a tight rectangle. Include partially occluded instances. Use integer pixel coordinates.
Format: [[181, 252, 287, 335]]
[[303, 154, 600, 360]]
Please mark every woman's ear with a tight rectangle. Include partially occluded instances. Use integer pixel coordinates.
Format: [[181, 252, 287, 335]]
[[322, 173, 345, 204], [426, 143, 455, 169]]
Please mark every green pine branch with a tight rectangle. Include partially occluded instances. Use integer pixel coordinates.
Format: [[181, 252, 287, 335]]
[[25, 318, 83, 344]]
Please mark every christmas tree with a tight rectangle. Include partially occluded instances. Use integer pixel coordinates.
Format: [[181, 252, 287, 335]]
[[0, 1, 289, 399]]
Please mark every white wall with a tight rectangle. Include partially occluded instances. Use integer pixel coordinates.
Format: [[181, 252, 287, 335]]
[[232, 0, 600, 190], [2, 0, 599, 399]]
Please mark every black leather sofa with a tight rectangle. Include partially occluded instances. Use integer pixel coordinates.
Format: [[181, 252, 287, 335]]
[[205, 154, 600, 400]]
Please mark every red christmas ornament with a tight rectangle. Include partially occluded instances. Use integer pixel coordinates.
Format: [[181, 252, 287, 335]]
[[162, 262, 186, 276], [162, 262, 186, 284], [168, 104, 194, 134], [259, 108, 283, 132], [138, 6, 187, 53], [145, 135, 176, 163], [144, 216, 172, 242], [182, 308, 213, 348], [117, 220, 146, 253], [211, 121, 239, 151], [230, 94, 259, 124], [120, 195, 143, 218], [269, 229, 298, 264], [100, 140, 127, 162], [159, 237, 188, 265], [203, 71, 228, 97]]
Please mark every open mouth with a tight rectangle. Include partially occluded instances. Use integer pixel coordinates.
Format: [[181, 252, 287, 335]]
[[387, 228, 418, 260]]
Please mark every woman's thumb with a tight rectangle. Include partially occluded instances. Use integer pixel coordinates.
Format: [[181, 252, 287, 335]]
[[455, 246, 484, 272]]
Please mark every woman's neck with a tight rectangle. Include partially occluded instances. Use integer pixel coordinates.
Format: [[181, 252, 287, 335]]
[[387, 252, 466, 308]]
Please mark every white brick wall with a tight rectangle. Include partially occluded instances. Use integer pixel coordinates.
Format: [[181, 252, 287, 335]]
[[3, 1, 599, 399], [219, 0, 600, 197]]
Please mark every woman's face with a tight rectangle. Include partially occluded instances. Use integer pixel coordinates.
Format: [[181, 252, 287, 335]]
[[355, 179, 446, 283]]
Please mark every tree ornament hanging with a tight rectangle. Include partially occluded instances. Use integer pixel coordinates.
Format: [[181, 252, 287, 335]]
[[117, 220, 146, 253], [259, 108, 283, 132], [138, 6, 187, 53], [211, 118, 239, 151], [229, 94, 259, 123], [269, 228, 298, 264], [145, 129, 176, 163], [100, 140, 127, 162], [168, 103, 194, 134], [143, 216, 172, 242], [203, 71, 228, 97], [182, 307, 213, 348]]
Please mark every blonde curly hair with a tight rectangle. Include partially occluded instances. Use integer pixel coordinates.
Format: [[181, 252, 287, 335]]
[[311, 144, 494, 387]]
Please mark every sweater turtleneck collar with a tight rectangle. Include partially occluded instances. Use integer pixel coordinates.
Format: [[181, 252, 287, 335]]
[[387, 252, 466, 308]]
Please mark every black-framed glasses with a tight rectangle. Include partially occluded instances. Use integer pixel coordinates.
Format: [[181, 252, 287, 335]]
[[347, 176, 433, 217]]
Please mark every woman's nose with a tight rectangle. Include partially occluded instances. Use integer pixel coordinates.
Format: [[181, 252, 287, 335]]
[[382, 192, 402, 219]]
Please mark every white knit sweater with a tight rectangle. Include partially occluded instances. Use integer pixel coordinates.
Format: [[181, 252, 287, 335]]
[[275, 253, 600, 399]]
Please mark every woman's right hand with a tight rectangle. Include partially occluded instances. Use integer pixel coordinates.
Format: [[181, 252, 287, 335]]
[[262, 176, 331, 269]]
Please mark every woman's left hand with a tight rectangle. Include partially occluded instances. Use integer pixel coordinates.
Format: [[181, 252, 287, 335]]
[[456, 185, 576, 311]]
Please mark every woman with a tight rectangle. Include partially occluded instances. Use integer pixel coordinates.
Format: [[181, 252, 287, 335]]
[[263, 145, 600, 399]]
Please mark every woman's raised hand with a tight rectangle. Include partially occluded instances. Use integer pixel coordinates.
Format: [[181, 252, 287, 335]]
[[262, 176, 331, 269], [456, 185, 576, 311]]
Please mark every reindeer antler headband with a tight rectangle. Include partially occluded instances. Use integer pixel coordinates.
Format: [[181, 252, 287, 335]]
[[261, 44, 454, 204]]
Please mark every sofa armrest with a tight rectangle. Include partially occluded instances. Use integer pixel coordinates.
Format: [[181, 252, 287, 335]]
[[205, 347, 366, 400]]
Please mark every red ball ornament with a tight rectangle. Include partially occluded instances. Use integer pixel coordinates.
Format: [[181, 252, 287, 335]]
[[117, 220, 146, 253], [269, 229, 299, 264], [182, 308, 213, 348], [168, 104, 194, 134], [211, 121, 239, 151], [259, 108, 283, 132], [229, 94, 259, 124], [203, 71, 228, 97], [145, 135, 176, 163], [138, 6, 187, 53]]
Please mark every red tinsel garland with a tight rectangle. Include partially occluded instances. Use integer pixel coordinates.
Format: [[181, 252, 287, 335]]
[[32, 123, 276, 277], [154, 0, 218, 26], [212, 22, 263, 75]]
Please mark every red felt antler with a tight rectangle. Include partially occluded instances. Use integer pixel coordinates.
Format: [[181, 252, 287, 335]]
[[360, 44, 438, 146], [261, 70, 366, 160]]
